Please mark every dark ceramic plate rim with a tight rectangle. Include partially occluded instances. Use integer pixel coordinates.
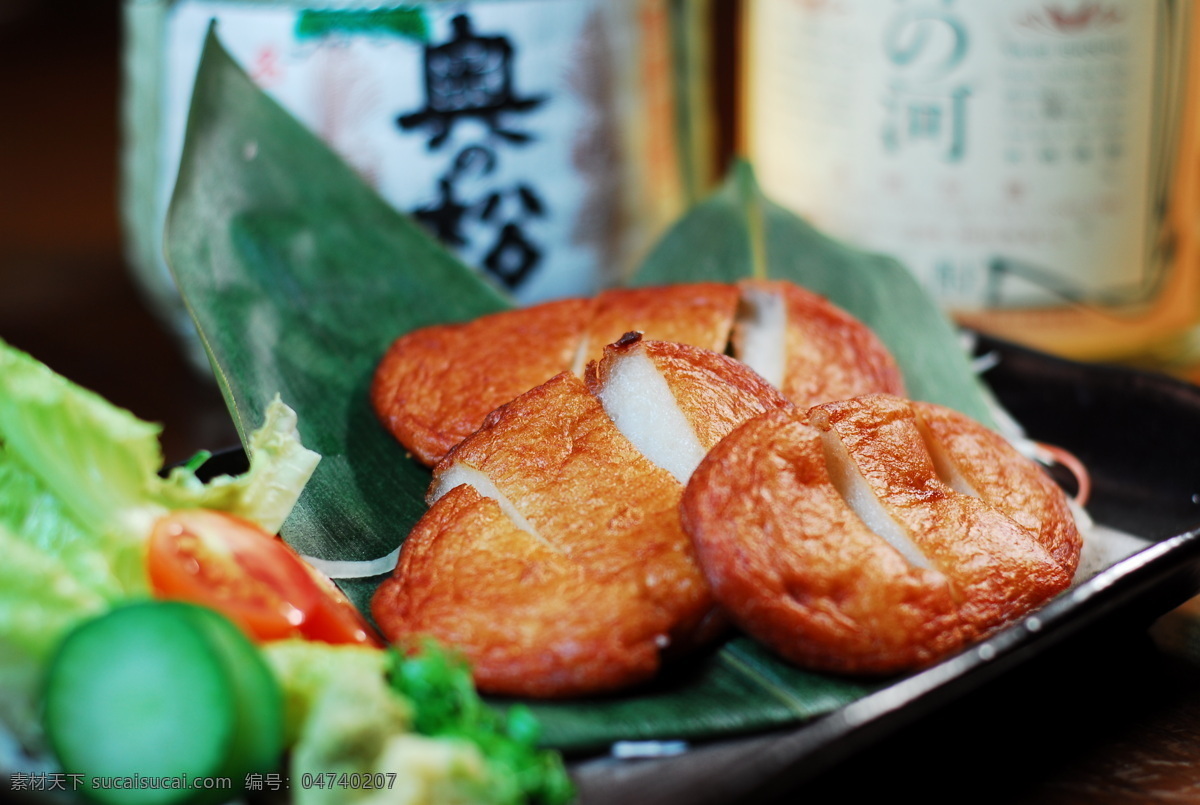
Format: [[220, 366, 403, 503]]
[[189, 336, 1200, 804]]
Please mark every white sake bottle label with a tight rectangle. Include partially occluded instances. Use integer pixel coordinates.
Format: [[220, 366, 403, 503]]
[[158, 1, 680, 303]]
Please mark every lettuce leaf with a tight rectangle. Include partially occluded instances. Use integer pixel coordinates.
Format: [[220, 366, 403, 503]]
[[0, 522, 110, 748], [0, 339, 320, 541], [0, 342, 172, 550], [0, 449, 144, 602], [157, 398, 320, 533]]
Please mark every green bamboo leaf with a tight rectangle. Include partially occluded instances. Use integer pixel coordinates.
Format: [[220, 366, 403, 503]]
[[632, 160, 996, 426], [522, 638, 874, 753], [165, 25, 512, 567], [165, 32, 989, 753]]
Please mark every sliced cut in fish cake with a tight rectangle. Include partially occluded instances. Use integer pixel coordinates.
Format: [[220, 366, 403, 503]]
[[733, 279, 905, 407], [586, 333, 792, 482], [431, 372, 701, 593], [911, 401, 1081, 573]]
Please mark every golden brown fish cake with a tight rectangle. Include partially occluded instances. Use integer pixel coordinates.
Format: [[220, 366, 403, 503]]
[[734, 280, 905, 407], [911, 401, 1081, 574], [371, 485, 664, 698], [375, 372, 719, 696], [681, 395, 1078, 675], [680, 408, 967, 675], [370, 298, 591, 466], [583, 283, 739, 366], [809, 395, 1073, 635], [372, 281, 907, 469]]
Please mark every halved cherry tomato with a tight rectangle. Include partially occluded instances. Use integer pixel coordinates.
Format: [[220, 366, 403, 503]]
[[147, 509, 382, 647]]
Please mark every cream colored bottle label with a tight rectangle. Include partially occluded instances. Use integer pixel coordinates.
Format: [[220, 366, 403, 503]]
[[745, 0, 1171, 315]]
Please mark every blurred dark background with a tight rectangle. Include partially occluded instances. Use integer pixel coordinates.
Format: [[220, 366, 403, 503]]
[[0, 0, 239, 464]]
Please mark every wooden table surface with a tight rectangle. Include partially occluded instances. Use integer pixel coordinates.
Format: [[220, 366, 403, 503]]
[[5, 3, 1200, 804]]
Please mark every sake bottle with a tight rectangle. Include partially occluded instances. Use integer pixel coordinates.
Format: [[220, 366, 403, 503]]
[[741, 0, 1200, 366], [122, 0, 713, 369]]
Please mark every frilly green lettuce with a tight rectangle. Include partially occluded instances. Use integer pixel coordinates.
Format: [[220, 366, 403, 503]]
[[158, 397, 320, 533], [0, 339, 319, 542], [0, 522, 110, 749]]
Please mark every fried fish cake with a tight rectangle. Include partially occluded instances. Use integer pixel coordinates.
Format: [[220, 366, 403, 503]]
[[681, 408, 967, 674], [733, 280, 905, 407], [581, 283, 740, 366], [374, 373, 714, 696], [372, 281, 906, 467], [681, 395, 1079, 675], [371, 485, 667, 697], [370, 284, 742, 467], [371, 298, 590, 466]]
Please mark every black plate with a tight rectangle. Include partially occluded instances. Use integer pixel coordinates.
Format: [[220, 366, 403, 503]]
[[568, 335, 1200, 804]]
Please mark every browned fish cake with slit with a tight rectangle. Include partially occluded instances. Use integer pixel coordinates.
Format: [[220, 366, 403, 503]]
[[372, 281, 905, 468], [373, 372, 717, 697], [681, 395, 1079, 675], [810, 395, 1073, 635], [371, 284, 740, 467], [371, 484, 666, 697], [681, 408, 967, 674]]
